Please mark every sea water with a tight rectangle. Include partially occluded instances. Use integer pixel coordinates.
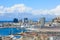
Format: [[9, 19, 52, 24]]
[[0, 27, 26, 38]]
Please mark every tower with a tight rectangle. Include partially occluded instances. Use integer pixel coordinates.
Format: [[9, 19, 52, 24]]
[[40, 17, 45, 28]]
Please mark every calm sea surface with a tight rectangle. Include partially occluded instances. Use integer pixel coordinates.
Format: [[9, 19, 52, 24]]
[[0, 28, 26, 38]]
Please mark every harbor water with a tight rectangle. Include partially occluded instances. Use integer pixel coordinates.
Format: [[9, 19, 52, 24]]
[[0, 27, 27, 38]]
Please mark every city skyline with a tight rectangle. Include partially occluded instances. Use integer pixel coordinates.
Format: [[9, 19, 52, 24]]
[[0, 0, 60, 21]]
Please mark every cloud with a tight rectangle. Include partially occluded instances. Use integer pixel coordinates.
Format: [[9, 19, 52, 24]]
[[0, 4, 60, 17], [0, 4, 32, 14], [0, 6, 4, 13], [6, 4, 32, 13], [50, 5, 60, 16], [32, 5, 60, 16], [32, 9, 49, 15]]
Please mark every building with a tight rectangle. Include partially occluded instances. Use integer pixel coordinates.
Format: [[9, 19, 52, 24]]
[[13, 18, 19, 23], [24, 18, 28, 23], [44, 22, 52, 27], [40, 17, 45, 28], [53, 17, 60, 23], [29, 20, 33, 25], [0, 37, 2, 40], [19, 19, 22, 23]]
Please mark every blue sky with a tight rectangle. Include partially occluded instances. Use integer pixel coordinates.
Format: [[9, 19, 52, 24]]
[[0, 0, 60, 21], [0, 0, 60, 9]]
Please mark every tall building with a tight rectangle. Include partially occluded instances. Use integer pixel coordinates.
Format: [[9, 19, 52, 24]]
[[13, 18, 18, 23], [40, 17, 45, 27], [24, 18, 28, 23], [19, 19, 22, 23]]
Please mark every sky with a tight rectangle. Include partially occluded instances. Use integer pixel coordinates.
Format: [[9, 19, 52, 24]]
[[0, 0, 60, 21]]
